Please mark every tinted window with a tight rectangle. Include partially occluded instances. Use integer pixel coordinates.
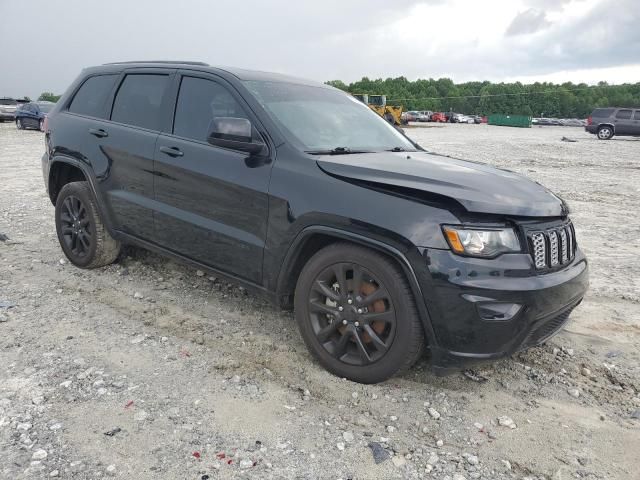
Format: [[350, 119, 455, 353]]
[[634, 110, 640, 120], [69, 75, 117, 118], [0, 98, 17, 105], [111, 74, 169, 130], [615, 109, 632, 120], [173, 76, 248, 142], [592, 108, 615, 117]]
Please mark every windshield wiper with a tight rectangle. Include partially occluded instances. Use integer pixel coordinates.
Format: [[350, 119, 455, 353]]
[[305, 147, 373, 155]]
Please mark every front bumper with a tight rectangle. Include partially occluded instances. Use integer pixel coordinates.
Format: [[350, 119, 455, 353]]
[[417, 247, 589, 372]]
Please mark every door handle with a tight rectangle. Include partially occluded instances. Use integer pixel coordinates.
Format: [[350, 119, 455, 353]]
[[89, 128, 108, 138], [159, 146, 184, 157]]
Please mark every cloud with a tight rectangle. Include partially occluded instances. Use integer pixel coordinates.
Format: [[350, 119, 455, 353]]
[[0, 0, 638, 99], [506, 8, 551, 36]]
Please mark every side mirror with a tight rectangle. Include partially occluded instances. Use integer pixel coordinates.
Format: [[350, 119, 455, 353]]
[[207, 117, 265, 155]]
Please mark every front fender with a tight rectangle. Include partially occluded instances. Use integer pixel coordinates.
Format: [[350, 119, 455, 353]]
[[275, 225, 439, 349]]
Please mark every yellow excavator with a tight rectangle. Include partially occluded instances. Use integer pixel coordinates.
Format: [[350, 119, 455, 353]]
[[352, 94, 404, 125]]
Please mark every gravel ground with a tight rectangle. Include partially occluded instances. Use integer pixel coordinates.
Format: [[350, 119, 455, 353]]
[[0, 122, 638, 480]]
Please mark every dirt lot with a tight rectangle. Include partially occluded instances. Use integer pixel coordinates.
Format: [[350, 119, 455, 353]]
[[1, 122, 638, 480]]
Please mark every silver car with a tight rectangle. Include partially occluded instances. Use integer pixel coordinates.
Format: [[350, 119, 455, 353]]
[[0, 98, 18, 122]]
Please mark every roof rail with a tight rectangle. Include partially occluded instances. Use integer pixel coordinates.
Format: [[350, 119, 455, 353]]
[[103, 60, 209, 66]]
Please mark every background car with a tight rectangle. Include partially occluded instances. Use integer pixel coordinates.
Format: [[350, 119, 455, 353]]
[[431, 112, 447, 122], [0, 98, 18, 122], [417, 110, 433, 121], [402, 111, 430, 122], [15, 101, 55, 130], [585, 107, 640, 140]]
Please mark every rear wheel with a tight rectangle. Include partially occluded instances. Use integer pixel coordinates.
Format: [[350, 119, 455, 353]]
[[384, 112, 395, 124], [55, 181, 120, 268], [597, 125, 613, 140], [39, 119, 44, 131], [294, 243, 425, 383]]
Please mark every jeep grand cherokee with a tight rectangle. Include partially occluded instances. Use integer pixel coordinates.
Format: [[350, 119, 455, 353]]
[[41, 61, 588, 383]]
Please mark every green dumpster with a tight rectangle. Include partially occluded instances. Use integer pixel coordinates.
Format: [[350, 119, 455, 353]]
[[488, 114, 532, 128]]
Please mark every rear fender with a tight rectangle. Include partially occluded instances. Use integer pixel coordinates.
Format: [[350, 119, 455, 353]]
[[48, 156, 118, 237]]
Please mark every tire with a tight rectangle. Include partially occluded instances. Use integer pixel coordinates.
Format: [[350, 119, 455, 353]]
[[294, 243, 425, 383], [39, 119, 44, 131], [55, 181, 120, 268], [597, 125, 613, 140], [383, 113, 395, 124], [16, 119, 24, 130]]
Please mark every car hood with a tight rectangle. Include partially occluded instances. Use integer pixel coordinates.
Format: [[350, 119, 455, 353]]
[[316, 151, 567, 217]]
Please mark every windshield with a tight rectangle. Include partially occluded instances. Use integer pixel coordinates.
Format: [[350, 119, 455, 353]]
[[244, 81, 416, 153], [38, 104, 54, 113], [0, 99, 17, 105]]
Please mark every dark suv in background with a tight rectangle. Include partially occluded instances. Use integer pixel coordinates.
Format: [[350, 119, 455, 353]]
[[15, 101, 55, 130], [585, 107, 640, 139], [42, 62, 588, 383]]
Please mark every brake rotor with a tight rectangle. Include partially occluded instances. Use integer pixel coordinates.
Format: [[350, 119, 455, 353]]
[[359, 281, 387, 342]]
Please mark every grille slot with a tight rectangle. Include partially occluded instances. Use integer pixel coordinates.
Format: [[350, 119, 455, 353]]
[[528, 222, 576, 271], [522, 307, 575, 348]]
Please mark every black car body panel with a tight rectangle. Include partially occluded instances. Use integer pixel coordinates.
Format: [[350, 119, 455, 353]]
[[42, 62, 589, 374], [316, 151, 567, 217]]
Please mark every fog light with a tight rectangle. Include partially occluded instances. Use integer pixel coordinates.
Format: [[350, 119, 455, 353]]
[[476, 302, 523, 321]]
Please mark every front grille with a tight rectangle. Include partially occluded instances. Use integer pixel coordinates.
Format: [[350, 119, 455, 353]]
[[527, 222, 576, 271]]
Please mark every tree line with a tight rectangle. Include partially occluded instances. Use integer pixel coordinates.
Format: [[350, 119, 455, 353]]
[[326, 77, 640, 118]]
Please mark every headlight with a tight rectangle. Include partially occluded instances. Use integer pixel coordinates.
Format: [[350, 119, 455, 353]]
[[442, 226, 521, 258]]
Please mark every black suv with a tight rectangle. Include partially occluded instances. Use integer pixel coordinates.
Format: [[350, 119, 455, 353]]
[[42, 62, 588, 383], [585, 107, 640, 140]]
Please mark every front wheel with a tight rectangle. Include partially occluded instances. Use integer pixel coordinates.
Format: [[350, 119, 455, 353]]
[[294, 243, 425, 383], [39, 119, 44, 131], [16, 119, 24, 130], [597, 125, 613, 140], [55, 181, 121, 268]]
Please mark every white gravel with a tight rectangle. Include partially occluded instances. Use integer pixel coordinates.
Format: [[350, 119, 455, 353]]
[[0, 122, 639, 479]]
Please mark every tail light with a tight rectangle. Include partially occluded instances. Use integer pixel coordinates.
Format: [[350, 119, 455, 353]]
[[587, 116, 592, 126]]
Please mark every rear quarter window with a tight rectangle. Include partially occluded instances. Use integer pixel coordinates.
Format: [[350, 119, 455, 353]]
[[634, 111, 640, 120], [591, 108, 615, 117], [69, 75, 118, 118]]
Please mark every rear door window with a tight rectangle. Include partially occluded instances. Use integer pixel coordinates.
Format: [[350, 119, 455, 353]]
[[111, 74, 169, 131], [615, 109, 632, 120], [591, 108, 615, 117], [69, 75, 117, 118], [172, 76, 248, 142]]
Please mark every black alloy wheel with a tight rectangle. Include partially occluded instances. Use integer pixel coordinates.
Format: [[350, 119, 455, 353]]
[[59, 195, 93, 259], [308, 262, 396, 366], [295, 243, 425, 383], [55, 181, 120, 268]]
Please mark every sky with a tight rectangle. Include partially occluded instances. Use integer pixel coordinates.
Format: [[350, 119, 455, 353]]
[[1, 0, 638, 99]]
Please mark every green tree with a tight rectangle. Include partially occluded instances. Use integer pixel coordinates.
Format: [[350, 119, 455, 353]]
[[38, 92, 61, 102], [326, 76, 640, 117]]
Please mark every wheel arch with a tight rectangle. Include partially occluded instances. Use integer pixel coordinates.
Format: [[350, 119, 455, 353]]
[[48, 156, 118, 237], [597, 123, 615, 133], [276, 226, 438, 346]]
